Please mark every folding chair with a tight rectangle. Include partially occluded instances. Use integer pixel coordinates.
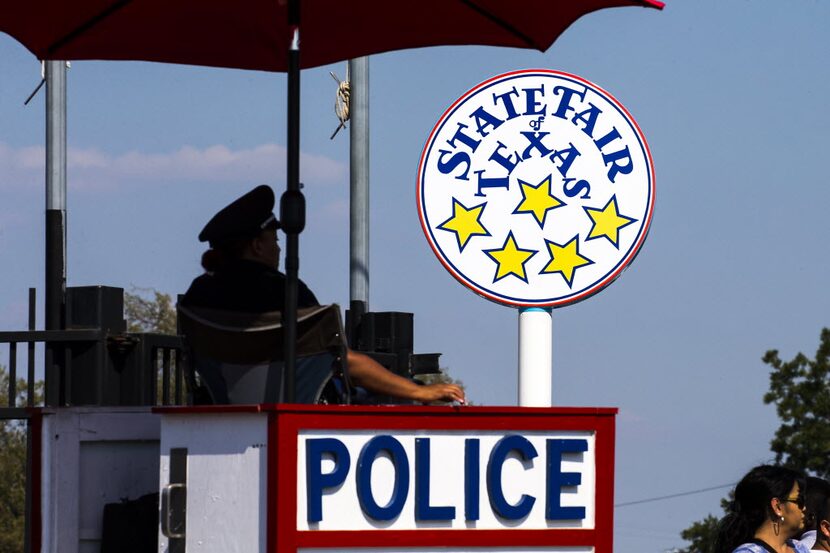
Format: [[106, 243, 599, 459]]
[[177, 303, 350, 405]]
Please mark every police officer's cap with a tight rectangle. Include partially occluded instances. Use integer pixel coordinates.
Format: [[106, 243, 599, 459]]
[[198, 185, 280, 247]]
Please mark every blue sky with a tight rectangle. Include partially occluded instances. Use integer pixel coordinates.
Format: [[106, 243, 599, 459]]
[[2, 1, 830, 551]]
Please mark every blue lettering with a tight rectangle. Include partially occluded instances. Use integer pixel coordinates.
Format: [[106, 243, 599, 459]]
[[306, 438, 350, 523], [523, 86, 547, 116], [520, 131, 553, 160], [603, 147, 633, 183], [436, 149, 472, 181], [356, 435, 409, 521], [572, 103, 602, 138], [487, 435, 537, 520], [474, 170, 509, 197], [310, 434, 590, 525], [562, 178, 591, 200], [492, 87, 521, 120], [465, 439, 480, 521], [549, 144, 581, 178], [551, 85, 586, 120], [415, 438, 455, 521], [545, 439, 588, 520], [594, 127, 621, 150], [446, 122, 481, 152], [488, 141, 521, 173], [469, 106, 504, 138]]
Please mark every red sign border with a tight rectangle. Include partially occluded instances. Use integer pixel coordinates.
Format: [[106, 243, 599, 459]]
[[256, 405, 617, 553]]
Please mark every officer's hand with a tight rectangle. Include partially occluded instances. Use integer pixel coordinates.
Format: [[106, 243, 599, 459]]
[[414, 383, 466, 405]]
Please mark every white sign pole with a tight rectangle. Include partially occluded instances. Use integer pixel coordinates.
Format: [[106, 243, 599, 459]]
[[518, 307, 552, 407]]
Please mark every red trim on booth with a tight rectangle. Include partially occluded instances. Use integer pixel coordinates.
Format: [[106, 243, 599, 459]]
[[28, 408, 42, 553], [296, 528, 596, 548], [276, 411, 300, 553], [594, 414, 616, 553], [155, 403, 617, 416], [266, 411, 279, 553]]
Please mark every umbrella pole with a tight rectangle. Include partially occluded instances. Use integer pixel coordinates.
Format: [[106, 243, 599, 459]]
[[281, 0, 303, 403], [349, 57, 370, 323], [44, 60, 67, 406]]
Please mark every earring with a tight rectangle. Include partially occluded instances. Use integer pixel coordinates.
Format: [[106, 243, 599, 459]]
[[773, 518, 781, 536]]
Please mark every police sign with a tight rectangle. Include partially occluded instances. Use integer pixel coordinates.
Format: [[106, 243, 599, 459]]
[[284, 406, 616, 552], [418, 70, 654, 307]]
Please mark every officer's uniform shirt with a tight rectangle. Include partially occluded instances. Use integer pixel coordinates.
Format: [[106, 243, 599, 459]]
[[182, 258, 319, 312]]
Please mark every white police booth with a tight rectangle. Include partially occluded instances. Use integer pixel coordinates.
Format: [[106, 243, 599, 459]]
[[156, 404, 616, 553]]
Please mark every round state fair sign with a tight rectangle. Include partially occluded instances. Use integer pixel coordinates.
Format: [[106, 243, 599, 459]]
[[418, 70, 654, 307]]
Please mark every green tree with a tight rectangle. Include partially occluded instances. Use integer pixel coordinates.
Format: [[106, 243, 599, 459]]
[[124, 286, 177, 334], [764, 327, 830, 477], [680, 514, 720, 553], [0, 366, 43, 553], [679, 328, 830, 552], [124, 287, 182, 404]]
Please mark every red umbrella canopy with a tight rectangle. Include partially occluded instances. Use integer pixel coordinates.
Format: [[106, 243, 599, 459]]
[[3, 0, 663, 71]]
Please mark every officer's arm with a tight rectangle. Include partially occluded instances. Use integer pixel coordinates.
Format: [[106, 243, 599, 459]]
[[346, 349, 465, 404]]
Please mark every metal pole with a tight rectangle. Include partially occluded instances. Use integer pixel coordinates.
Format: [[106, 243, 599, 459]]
[[281, 0, 304, 403], [349, 57, 369, 320], [44, 60, 67, 407], [45, 60, 66, 330], [518, 308, 552, 407]]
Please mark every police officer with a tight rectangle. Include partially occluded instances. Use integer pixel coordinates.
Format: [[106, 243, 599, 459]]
[[182, 185, 465, 404]]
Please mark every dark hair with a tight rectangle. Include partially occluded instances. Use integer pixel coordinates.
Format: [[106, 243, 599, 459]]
[[715, 465, 805, 553], [805, 477, 830, 540], [200, 237, 250, 272]]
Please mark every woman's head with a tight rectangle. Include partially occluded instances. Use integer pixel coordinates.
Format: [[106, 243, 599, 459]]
[[715, 465, 805, 553], [201, 228, 281, 272], [197, 185, 281, 272], [805, 477, 830, 545]]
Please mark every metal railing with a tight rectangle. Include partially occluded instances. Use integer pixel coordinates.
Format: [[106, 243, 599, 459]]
[[2, 288, 38, 411], [0, 288, 187, 408]]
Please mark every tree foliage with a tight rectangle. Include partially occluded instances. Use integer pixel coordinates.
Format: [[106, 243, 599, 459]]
[[680, 514, 721, 553], [0, 366, 43, 553], [763, 327, 830, 477], [0, 418, 26, 553], [124, 287, 182, 404], [124, 287, 177, 335], [679, 328, 830, 552], [678, 495, 733, 553], [415, 367, 466, 388]]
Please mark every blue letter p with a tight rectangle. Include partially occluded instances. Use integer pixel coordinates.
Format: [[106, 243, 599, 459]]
[[306, 438, 350, 522]]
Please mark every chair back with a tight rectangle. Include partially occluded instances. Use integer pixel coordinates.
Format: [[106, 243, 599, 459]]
[[177, 304, 348, 404]]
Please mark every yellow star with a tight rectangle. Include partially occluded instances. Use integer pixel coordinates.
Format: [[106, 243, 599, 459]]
[[541, 236, 593, 288], [483, 232, 537, 283], [583, 195, 637, 249], [512, 174, 566, 228], [437, 198, 490, 251]]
